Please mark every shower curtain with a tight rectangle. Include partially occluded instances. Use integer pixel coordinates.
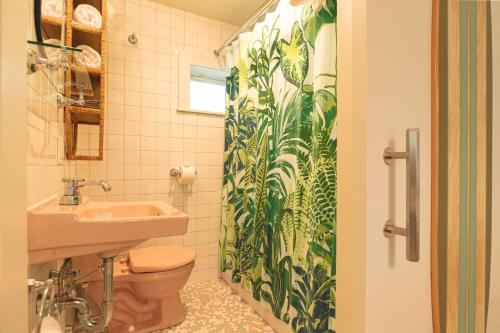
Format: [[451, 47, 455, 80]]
[[219, 0, 337, 332]]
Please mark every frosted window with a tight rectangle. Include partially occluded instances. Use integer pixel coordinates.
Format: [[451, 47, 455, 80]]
[[189, 80, 225, 114], [188, 64, 226, 114]]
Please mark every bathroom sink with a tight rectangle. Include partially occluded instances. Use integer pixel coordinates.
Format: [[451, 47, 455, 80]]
[[80, 203, 169, 220], [28, 198, 189, 264]]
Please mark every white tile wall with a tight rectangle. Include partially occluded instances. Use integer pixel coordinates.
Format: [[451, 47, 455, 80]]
[[26, 74, 70, 333], [73, 0, 237, 283], [26, 16, 76, 206], [26, 0, 76, 328]]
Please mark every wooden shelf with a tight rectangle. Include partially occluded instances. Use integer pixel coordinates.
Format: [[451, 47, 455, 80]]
[[72, 29, 102, 53], [42, 15, 62, 26], [71, 21, 102, 35], [71, 155, 103, 161], [41, 16, 64, 41], [64, 0, 106, 161], [68, 106, 101, 125], [71, 65, 103, 76]]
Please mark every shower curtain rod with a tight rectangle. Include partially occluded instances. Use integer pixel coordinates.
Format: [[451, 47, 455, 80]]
[[213, 0, 280, 56]]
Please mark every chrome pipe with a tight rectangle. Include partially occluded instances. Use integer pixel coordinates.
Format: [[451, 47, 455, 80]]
[[81, 257, 114, 330], [60, 257, 114, 331], [101, 257, 114, 328], [35, 279, 54, 333], [59, 297, 90, 315]]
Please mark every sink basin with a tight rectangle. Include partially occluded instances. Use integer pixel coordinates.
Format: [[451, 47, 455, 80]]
[[80, 203, 174, 220], [28, 198, 189, 264]]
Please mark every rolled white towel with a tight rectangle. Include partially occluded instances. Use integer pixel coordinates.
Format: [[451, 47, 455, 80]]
[[73, 4, 102, 29], [74, 45, 101, 69], [42, 0, 64, 18], [43, 38, 62, 61]]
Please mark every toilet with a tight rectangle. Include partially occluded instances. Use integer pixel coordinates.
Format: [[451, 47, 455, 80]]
[[74, 246, 196, 333]]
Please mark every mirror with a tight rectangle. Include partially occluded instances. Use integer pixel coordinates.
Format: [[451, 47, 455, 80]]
[[431, 1, 499, 332], [34, 0, 66, 46]]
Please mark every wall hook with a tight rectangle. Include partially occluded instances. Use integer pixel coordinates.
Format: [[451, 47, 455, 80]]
[[128, 33, 138, 45]]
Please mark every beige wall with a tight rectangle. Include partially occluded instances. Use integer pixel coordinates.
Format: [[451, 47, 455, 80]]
[[337, 0, 432, 332], [0, 0, 29, 331], [487, 2, 500, 332], [72, 0, 237, 284], [364, 0, 432, 331], [336, 0, 368, 331]]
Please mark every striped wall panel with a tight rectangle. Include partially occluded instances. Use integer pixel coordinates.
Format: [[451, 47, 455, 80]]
[[431, 1, 491, 332]]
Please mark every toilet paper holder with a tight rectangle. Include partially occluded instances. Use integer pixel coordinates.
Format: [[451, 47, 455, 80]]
[[169, 166, 197, 177]]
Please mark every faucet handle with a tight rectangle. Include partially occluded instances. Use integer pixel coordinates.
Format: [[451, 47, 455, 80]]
[[60, 177, 87, 205], [62, 177, 85, 186]]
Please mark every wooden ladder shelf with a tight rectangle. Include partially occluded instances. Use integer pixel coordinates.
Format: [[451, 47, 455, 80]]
[[42, 0, 107, 160]]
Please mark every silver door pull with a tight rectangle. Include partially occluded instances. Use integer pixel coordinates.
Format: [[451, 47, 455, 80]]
[[383, 128, 420, 262]]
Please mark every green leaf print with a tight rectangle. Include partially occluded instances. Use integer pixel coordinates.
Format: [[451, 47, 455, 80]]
[[278, 22, 309, 88], [220, 1, 337, 332], [302, 0, 337, 49], [314, 89, 337, 130]]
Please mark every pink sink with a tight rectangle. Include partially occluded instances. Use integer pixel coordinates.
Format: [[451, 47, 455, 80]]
[[28, 198, 189, 264]]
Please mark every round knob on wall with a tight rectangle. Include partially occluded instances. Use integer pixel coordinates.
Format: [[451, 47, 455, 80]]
[[128, 33, 138, 45]]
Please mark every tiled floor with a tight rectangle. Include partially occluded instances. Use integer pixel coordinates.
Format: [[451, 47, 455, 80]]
[[159, 279, 275, 333]]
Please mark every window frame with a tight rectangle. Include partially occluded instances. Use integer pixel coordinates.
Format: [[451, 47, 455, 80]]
[[177, 50, 226, 116]]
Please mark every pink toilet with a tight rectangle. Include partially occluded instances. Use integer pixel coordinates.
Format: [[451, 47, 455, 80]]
[[74, 246, 196, 333]]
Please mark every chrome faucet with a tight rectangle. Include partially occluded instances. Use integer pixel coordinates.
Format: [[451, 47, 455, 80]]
[[94, 180, 112, 192], [60, 177, 112, 205]]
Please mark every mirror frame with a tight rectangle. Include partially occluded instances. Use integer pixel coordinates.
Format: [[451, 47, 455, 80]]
[[34, 0, 43, 43]]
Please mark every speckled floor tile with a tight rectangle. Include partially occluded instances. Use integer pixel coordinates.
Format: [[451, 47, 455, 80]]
[[157, 279, 275, 333]]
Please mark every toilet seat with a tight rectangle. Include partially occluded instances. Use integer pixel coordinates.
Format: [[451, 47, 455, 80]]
[[128, 245, 196, 273]]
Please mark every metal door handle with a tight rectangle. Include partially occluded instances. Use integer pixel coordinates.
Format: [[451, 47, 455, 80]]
[[383, 128, 420, 262]]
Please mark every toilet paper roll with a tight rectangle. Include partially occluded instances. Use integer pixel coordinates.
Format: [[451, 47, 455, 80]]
[[40, 316, 63, 333], [177, 166, 196, 185]]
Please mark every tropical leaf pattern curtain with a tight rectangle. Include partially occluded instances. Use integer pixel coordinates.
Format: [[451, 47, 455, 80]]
[[219, 0, 337, 332]]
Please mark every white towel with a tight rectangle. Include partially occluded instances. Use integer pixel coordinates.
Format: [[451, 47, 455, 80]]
[[73, 4, 102, 29], [43, 38, 62, 61], [74, 45, 101, 69], [42, 0, 64, 18], [39, 316, 63, 333]]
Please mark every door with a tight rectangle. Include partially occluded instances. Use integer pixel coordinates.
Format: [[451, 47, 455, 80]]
[[364, 0, 433, 332], [336, 0, 433, 332]]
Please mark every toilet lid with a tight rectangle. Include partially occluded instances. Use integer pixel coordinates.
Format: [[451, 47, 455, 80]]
[[128, 246, 196, 273]]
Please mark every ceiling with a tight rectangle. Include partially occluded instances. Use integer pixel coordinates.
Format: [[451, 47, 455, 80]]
[[154, 0, 266, 26]]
